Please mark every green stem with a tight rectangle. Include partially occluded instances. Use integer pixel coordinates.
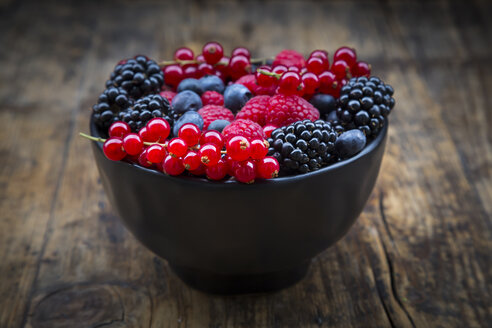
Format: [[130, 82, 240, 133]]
[[79, 132, 106, 143], [257, 68, 281, 79]]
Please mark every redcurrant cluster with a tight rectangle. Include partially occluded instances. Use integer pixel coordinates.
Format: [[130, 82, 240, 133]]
[[83, 119, 279, 184], [256, 47, 370, 98], [161, 42, 254, 88]]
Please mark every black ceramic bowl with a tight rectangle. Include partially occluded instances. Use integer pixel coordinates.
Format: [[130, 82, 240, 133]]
[[90, 119, 388, 294]]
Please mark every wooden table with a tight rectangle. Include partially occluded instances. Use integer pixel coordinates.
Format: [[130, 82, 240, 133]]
[[1, 0, 491, 327]]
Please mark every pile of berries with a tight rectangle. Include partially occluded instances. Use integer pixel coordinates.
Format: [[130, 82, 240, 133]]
[[87, 118, 279, 184], [85, 42, 396, 183]]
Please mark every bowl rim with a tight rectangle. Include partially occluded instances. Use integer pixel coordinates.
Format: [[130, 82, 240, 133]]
[[90, 117, 388, 186]]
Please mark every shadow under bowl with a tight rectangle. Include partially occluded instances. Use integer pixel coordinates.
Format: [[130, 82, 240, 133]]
[[91, 119, 388, 294]]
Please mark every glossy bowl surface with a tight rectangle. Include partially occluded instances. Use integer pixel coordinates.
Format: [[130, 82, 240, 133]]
[[91, 119, 388, 294]]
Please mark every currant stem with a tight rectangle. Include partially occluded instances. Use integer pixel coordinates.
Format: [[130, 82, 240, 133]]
[[158, 57, 274, 68], [257, 68, 281, 79], [80, 132, 228, 154]]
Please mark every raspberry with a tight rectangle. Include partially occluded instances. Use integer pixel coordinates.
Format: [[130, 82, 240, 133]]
[[265, 95, 320, 127], [236, 74, 276, 96], [198, 105, 234, 129], [272, 50, 306, 70], [201, 91, 224, 106], [222, 119, 266, 142], [235, 95, 271, 126], [160, 90, 177, 103]]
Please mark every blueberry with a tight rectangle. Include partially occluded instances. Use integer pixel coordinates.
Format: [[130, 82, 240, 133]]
[[224, 84, 252, 112], [173, 111, 204, 137], [171, 90, 202, 114], [207, 119, 230, 132], [335, 129, 367, 159], [309, 94, 336, 115], [177, 78, 204, 95], [199, 75, 225, 93], [326, 110, 338, 122]]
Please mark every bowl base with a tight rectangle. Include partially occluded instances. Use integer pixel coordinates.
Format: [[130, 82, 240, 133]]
[[170, 261, 311, 295]]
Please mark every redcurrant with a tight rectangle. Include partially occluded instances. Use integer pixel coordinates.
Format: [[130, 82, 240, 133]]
[[352, 61, 371, 77], [162, 155, 185, 176], [250, 139, 269, 160], [229, 55, 250, 80], [103, 137, 126, 161], [234, 160, 256, 184], [200, 130, 224, 149], [203, 42, 224, 65], [163, 64, 184, 88], [146, 144, 166, 163], [278, 71, 301, 96], [256, 156, 280, 179], [122, 133, 143, 155], [147, 118, 171, 141], [178, 123, 201, 146], [206, 159, 228, 180], [226, 136, 251, 161], [231, 47, 251, 60], [168, 138, 188, 157], [333, 47, 357, 67], [331, 60, 351, 79], [318, 71, 338, 94], [301, 72, 320, 94], [174, 47, 194, 61], [182, 150, 201, 170], [108, 121, 131, 138], [199, 143, 220, 166]]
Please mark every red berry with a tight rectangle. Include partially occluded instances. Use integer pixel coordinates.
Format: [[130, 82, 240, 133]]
[[199, 143, 220, 166], [163, 65, 184, 87], [184, 65, 199, 79], [168, 138, 188, 157], [225, 155, 237, 176], [272, 49, 306, 70], [231, 47, 251, 60], [334, 47, 357, 67], [272, 65, 288, 75], [215, 56, 230, 77], [103, 137, 126, 161], [318, 71, 338, 94], [352, 61, 371, 77], [201, 91, 224, 106], [229, 55, 250, 80], [301, 72, 320, 94], [331, 60, 351, 79], [256, 156, 280, 179], [162, 155, 185, 176], [174, 47, 194, 61], [278, 71, 301, 96], [263, 125, 277, 138], [196, 54, 205, 63], [182, 151, 201, 170], [138, 148, 153, 167], [226, 136, 251, 161], [147, 118, 171, 141], [200, 130, 224, 149], [250, 139, 269, 160], [288, 66, 300, 73], [256, 67, 275, 87], [306, 56, 325, 75], [203, 41, 224, 65], [122, 133, 143, 155], [198, 62, 214, 76], [146, 144, 166, 163], [139, 126, 158, 143], [189, 163, 207, 176], [108, 121, 131, 138], [234, 160, 256, 184], [309, 50, 329, 68], [159, 90, 177, 103], [178, 123, 201, 146], [206, 159, 228, 180]]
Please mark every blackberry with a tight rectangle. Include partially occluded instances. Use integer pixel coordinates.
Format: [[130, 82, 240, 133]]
[[336, 76, 395, 137], [118, 94, 175, 132], [267, 119, 337, 174], [105, 55, 164, 99], [92, 87, 133, 130]]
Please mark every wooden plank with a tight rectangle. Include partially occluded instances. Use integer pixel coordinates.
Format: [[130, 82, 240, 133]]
[[0, 2, 96, 327]]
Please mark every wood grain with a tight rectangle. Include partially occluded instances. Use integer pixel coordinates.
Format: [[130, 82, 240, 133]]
[[0, 0, 490, 327]]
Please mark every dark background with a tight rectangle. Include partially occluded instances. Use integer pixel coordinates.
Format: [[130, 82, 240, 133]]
[[0, 0, 491, 327]]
